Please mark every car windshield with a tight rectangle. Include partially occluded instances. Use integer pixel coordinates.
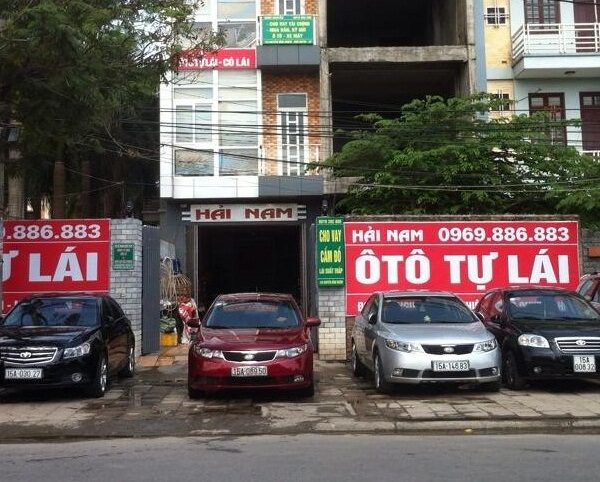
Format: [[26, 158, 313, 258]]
[[1, 298, 99, 328], [205, 300, 300, 329], [381, 297, 477, 324], [508, 292, 600, 321]]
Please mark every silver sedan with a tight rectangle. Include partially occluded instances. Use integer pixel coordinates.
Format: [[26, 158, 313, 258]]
[[351, 291, 501, 393]]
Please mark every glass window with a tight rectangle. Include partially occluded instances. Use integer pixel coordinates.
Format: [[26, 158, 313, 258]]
[[205, 300, 300, 328], [490, 93, 511, 112], [219, 101, 258, 146], [367, 296, 379, 322], [485, 7, 508, 25], [529, 93, 566, 145], [508, 292, 600, 320], [361, 296, 374, 317], [180, 22, 213, 48], [525, 0, 560, 24], [2, 297, 99, 328], [175, 105, 212, 143], [175, 149, 214, 175], [278, 93, 307, 109], [174, 88, 213, 101], [219, 149, 258, 175], [219, 71, 257, 101], [172, 71, 213, 87], [219, 21, 256, 47], [219, 70, 256, 87], [196, 0, 211, 15], [217, 0, 256, 19], [279, 0, 302, 15], [579, 280, 595, 300], [382, 297, 477, 324]]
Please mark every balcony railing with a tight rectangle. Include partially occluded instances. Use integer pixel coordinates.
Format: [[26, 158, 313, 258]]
[[261, 144, 321, 176], [583, 150, 600, 159], [512, 23, 600, 60]]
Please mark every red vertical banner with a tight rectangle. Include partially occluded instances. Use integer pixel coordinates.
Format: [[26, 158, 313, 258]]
[[2, 220, 110, 313], [344, 221, 580, 316]]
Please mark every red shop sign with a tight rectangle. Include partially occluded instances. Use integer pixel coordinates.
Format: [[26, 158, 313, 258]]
[[344, 220, 580, 316], [178, 48, 256, 70], [1, 219, 110, 313]]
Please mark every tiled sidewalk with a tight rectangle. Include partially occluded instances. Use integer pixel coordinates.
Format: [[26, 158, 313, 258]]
[[3, 343, 600, 439], [138, 344, 188, 367]]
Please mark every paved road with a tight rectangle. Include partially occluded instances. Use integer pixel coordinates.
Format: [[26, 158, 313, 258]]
[[2, 346, 600, 439], [1, 434, 600, 482]]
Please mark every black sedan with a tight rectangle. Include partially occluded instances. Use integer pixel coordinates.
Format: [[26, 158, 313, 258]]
[[0, 294, 135, 398], [475, 287, 600, 390]]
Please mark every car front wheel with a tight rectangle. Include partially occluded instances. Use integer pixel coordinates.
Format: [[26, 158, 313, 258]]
[[86, 353, 108, 398], [374, 353, 393, 394], [351, 341, 365, 377], [119, 344, 135, 378], [503, 351, 527, 390]]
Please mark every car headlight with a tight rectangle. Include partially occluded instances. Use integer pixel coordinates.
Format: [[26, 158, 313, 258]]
[[63, 342, 91, 359], [518, 334, 550, 348], [385, 339, 423, 353], [194, 346, 224, 359], [276, 344, 308, 359], [474, 338, 497, 352]]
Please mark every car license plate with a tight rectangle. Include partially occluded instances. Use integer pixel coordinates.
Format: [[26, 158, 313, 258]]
[[5, 368, 43, 380], [432, 361, 470, 372], [231, 366, 268, 377], [573, 355, 596, 373]]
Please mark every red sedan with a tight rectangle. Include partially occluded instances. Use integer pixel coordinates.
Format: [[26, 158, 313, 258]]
[[187, 293, 320, 398]]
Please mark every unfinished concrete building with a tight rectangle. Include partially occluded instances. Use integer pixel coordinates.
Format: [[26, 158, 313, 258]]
[[320, 0, 478, 152]]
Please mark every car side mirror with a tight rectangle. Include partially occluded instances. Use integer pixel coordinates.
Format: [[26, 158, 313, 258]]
[[368, 312, 377, 325], [187, 317, 201, 328], [306, 316, 321, 327]]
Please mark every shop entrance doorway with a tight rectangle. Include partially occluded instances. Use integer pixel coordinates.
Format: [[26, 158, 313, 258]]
[[197, 225, 302, 310]]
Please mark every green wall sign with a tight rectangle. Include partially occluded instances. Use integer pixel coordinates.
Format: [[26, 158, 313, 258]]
[[261, 15, 314, 45], [112, 243, 134, 270], [316, 216, 345, 288]]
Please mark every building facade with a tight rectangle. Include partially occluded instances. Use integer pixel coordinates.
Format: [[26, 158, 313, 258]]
[[484, 0, 600, 154], [159, 0, 480, 359]]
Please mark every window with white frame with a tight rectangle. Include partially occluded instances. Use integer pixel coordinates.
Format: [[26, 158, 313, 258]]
[[218, 70, 259, 175], [490, 92, 511, 111], [217, 0, 256, 48], [173, 71, 214, 175], [219, 22, 256, 47], [525, 0, 560, 24], [217, 0, 255, 18], [169, 1, 259, 177], [278, 0, 302, 15], [485, 7, 508, 25], [278, 93, 307, 176]]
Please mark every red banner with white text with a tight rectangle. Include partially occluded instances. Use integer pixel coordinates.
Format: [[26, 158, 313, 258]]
[[1, 219, 110, 313], [344, 220, 580, 316], [178, 48, 256, 70]]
